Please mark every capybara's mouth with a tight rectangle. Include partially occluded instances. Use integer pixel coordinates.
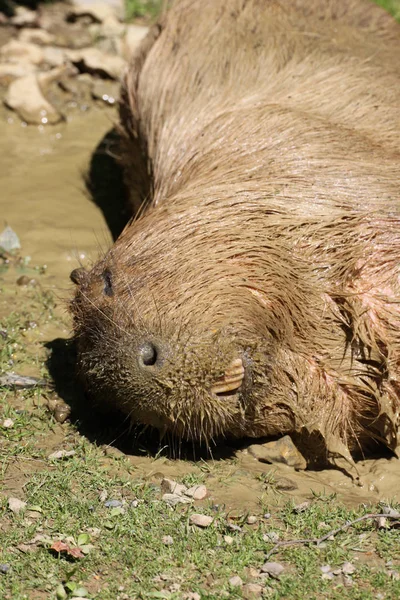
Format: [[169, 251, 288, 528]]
[[210, 357, 245, 397]]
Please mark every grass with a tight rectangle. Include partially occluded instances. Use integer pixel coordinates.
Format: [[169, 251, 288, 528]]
[[124, 0, 400, 22]]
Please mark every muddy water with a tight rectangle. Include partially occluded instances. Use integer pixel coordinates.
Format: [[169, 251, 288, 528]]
[[1, 108, 113, 286], [1, 107, 400, 511]]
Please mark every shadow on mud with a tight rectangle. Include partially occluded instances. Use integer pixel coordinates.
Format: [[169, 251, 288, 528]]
[[45, 336, 238, 461], [84, 127, 131, 241]]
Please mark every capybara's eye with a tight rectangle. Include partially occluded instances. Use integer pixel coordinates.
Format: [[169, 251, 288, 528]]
[[102, 270, 113, 297], [139, 342, 159, 367], [70, 267, 87, 285]]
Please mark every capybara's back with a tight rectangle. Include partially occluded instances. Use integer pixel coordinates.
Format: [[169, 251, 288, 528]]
[[71, 0, 400, 472]]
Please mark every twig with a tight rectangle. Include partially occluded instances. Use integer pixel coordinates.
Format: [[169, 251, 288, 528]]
[[265, 513, 399, 560]]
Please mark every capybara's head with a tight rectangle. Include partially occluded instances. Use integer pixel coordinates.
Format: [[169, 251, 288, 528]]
[[70, 199, 306, 445]]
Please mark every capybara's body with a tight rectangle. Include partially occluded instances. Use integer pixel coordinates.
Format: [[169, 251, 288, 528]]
[[71, 0, 400, 468]]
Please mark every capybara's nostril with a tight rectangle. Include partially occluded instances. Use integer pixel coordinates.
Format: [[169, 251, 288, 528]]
[[139, 342, 159, 367]]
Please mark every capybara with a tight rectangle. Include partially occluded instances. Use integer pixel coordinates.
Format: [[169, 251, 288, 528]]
[[70, 0, 400, 470]]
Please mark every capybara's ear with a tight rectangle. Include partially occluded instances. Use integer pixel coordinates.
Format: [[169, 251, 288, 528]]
[[70, 267, 87, 285]]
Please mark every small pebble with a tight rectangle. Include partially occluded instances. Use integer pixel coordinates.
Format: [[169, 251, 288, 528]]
[[2, 418, 14, 428], [0, 564, 11, 574], [8, 497, 27, 514], [183, 594, 201, 600], [247, 515, 257, 524], [293, 501, 310, 513], [161, 478, 188, 496], [263, 513, 271, 519], [162, 535, 174, 546], [185, 485, 207, 500], [229, 575, 243, 587], [162, 492, 192, 506], [104, 499, 123, 508], [189, 514, 213, 528], [99, 490, 108, 502], [341, 562, 356, 575], [262, 531, 279, 543], [320, 565, 331, 574], [224, 535, 234, 545], [260, 562, 284, 579], [381, 505, 400, 518], [48, 450, 76, 460]]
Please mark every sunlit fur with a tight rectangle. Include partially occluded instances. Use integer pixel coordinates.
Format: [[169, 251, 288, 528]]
[[71, 0, 400, 468]]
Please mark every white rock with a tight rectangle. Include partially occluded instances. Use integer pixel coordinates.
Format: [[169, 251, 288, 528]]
[[189, 514, 213, 528], [66, 47, 126, 79], [247, 515, 257, 524], [260, 562, 284, 579], [8, 497, 27, 514], [48, 449, 76, 460], [162, 493, 192, 507], [162, 535, 174, 545], [229, 576, 243, 587], [10, 6, 37, 27], [70, 0, 124, 22], [41, 47, 67, 68], [224, 535, 234, 545], [122, 24, 149, 60], [2, 418, 14, 428], [185, 485, 207, 500], [5, 74, 63, 125], [0, 40, 44, 65], [18, 29, 56, 46], [161, 478, 188, 496], [0, 63, 37, 83]]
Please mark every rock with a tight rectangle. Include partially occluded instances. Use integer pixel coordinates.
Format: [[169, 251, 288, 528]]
[[247, 515, 258, 524], [16, 275, 37, 287], [189, 514, 213, 528], [242, 583, 263, 598], [224, 535, 234, 545], [320, 565, 331, 574], [0, 63, 37, 85], [18, 29, 56, 46], [183, 594, 201, 600], [42, 47, 66, 68], [382, 505, 400, 518], [161, 478, 188, 496], [2, 418, 14, 428], [0, 226, 20, 251], [66, 47, 126, 79], [341, 562, 356, 575], [8, 497, 27, 514], [48, 450, 76, 460], [260, 562, 284, 579], [162, 493, 192, 506], [377, 516, 387, 529], [104, 499, 123, 508], [122, 24, 149, 59], [248, 435, 307, 470], [262, 531, 279, 543], [91, 78, 120, 105], [5, 73, 63, 125], [0, 564, 11, 574], [293, 501, 310, 513], [162, 535, 174, 546], [69, 0, 124, 23], [0, 40, 44, 66], [229, 576, 243, 587], [275, 477, 298, 491], [53, 402, 71, 424], [185, 485, 207, 500], [10, 6, 37, 28]]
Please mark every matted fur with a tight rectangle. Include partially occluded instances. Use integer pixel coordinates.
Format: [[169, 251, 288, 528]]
[[71, 0, 400, 469]]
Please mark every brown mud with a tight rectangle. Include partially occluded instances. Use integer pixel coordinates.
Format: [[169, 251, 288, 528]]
[[1, 4, 400, 516]]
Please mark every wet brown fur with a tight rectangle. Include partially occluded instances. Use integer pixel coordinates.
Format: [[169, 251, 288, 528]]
[[71, 0, 400, 468]]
